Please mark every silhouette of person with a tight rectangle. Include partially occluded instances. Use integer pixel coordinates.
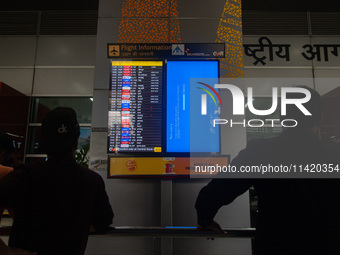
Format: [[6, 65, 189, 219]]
[[0, 132, 15, 225], [0, 107, 114, 255], [0, 132, 14, 179], [195, 86, 340, 255]]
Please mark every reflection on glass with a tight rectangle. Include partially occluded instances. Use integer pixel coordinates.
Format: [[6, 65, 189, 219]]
[[245, 97, 282, 142], [0, 82, 30, 162], [30, 97, 93, 123]]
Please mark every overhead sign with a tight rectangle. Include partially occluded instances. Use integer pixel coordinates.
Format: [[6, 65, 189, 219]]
[[243, 36, 340, 66], [107, 43, 225, 59]]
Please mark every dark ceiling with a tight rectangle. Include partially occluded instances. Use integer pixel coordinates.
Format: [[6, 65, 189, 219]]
[[0, 0, 99, 11], [1, 0, 339, 12], [243, 0, 339, 12]]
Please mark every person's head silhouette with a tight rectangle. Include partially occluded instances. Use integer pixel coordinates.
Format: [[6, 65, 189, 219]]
[[41, 107, 80, 155]]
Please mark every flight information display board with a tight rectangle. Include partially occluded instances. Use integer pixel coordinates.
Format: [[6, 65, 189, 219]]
[[108, 61, 163, 153]]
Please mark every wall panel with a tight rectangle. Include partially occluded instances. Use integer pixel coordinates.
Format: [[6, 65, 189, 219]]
[[33, 68, 94, 95], [0, 37, 37, 66], [178, 0, 226, 18], [36, 36, 97, 66], [314, 70, 340, 96], [94, 18, 120, 90], [179, 19, 221, 42], [0, 68, 34, 95]]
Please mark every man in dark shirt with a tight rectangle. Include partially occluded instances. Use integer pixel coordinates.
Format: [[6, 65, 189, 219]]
[[195, 87, 340, 255], [0, 107, 114, 255]]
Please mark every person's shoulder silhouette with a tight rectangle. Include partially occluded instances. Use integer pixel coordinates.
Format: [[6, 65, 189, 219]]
[[196, 86, 340, 255], [0, 107, 113, 255]]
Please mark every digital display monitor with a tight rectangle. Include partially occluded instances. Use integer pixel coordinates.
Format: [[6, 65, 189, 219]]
[[107, 59, 223, 177], [108, 61, 163, 153], [166, 60, 220, 153]]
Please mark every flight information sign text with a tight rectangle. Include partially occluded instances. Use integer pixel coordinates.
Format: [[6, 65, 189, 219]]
[[108, 61, 163, 153]]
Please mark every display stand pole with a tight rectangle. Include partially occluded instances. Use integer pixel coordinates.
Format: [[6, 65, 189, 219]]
[[161, 179, 172, 255]]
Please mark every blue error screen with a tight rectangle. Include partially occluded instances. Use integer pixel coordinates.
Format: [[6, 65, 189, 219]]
[[166, 60, 220, 153]]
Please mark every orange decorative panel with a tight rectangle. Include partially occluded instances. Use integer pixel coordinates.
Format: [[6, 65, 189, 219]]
[[216, 0, 244, 78], [118, 0, 181, 43], [118, 0, 243, 77]]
